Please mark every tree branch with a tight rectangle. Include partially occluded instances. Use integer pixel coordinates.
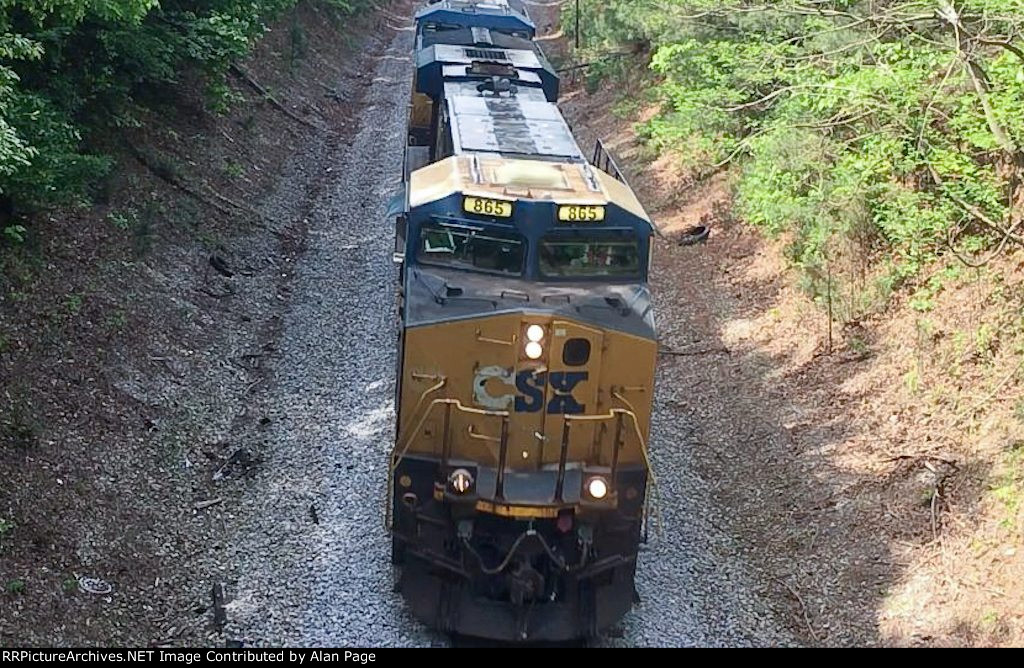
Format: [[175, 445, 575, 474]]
[[940, 1, 1019, 155]]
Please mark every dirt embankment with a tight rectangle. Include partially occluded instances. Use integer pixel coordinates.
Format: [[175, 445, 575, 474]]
[[0, 1, 409, 646], [559, 65, 1024, 648]]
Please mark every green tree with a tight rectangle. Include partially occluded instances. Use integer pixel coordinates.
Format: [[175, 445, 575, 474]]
[[0, 0, 376, 239], [572, 0, 1024, 314]]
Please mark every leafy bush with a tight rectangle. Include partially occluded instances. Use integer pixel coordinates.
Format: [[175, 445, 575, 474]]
[[570, 0, 1024, 317], [0, 0, 378, 243]]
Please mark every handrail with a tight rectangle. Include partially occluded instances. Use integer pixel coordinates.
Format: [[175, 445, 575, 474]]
[[400, 376, 447, 444], [385, 398, 510, 529], [476, 329, 516, 346], [592, 138, 626, 183], [611, 392, 662, 538], [566, 406, 663, 537], [386, 396, 661, 537], [467, 424, 502, 443]]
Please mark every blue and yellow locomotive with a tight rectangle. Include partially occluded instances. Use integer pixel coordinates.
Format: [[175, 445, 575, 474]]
[[387, 0, 658, 641]]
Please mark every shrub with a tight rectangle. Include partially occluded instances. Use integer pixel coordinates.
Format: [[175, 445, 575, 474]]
[[570, 1, 1024, 317]]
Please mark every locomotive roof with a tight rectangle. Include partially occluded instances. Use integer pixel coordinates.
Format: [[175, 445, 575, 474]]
[[415, 0, 535, 37], [408, 155, 651, 224], [415, 41, 559, 102], [445, 85, 582, 160], [440, 65, 544, 88], [430, 42, 545, 71], [418, 27, 536, 51]]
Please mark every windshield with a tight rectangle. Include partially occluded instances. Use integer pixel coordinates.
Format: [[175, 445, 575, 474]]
[[417, 222, 526, 275], [539, 231, 641, 279]]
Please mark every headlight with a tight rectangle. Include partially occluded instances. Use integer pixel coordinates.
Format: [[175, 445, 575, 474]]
[[524, 341, 544, 359], [449, 468, 474, 494], [586, 476, 609, 500], [526, 324, 545, 342]]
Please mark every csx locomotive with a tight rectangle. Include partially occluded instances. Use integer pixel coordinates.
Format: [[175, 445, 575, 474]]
[[387, 0, 658, 641]]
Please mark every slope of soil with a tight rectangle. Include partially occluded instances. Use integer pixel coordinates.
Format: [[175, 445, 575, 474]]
[[0, 1, 399, 646]]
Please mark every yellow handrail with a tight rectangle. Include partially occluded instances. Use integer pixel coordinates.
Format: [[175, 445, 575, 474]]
[[385, 397, 509, 529], [476, 329, 516, 346], [569, 402, 663, 538], [386, 396, 661, 537], [402, 376, 447, 435]]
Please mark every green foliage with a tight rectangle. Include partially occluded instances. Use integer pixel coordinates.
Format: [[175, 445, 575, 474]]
[[974, 322, 998, 361], [909, 266, 962, 312], [107, 207, 136, 230], [64, 292, 82, 315], [574, 1, 1024, 314], [2, 92, 111, 210], [2, 222, 24, 242], [0, 0, 377, 249], [991, 442, 1023, 530], [222, 159, 244, 178], [0, 517, 11, 555]]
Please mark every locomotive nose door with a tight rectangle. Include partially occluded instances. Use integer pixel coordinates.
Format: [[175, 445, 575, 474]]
[[542, 320, 604, 473]]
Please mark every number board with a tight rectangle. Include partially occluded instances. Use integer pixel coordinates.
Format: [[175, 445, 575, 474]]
[[557, 205, 606, 223], [463, 196, 513, 218]]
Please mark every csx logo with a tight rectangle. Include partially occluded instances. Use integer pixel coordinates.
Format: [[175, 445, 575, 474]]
[[473, 367, 587, 414]]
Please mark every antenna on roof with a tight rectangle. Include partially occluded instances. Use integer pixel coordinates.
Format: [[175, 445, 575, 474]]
[[476, 76, 517, 97]]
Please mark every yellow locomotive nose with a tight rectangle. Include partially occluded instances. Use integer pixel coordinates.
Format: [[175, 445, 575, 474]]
[[390, 308, 656, 641]]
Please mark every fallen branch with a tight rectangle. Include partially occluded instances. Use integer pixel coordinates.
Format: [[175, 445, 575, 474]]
[[193, 497, 223, 511], [883, 454, 959, 468], [774, 577, 821, 644], [129, 144, 285, 239], [659, 346, 731, 357], [202, 186, 289, 239], [129, 144, 235, 216], [229, 64, 322, 131], [197, 286, 236, 300]]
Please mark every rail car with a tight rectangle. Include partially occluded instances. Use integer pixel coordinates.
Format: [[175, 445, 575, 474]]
[[386, 0, 659, 642]]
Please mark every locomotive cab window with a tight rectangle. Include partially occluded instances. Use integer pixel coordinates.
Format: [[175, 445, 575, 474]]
[[538, 230, 642, 279], [417, 222, 525, 275]]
